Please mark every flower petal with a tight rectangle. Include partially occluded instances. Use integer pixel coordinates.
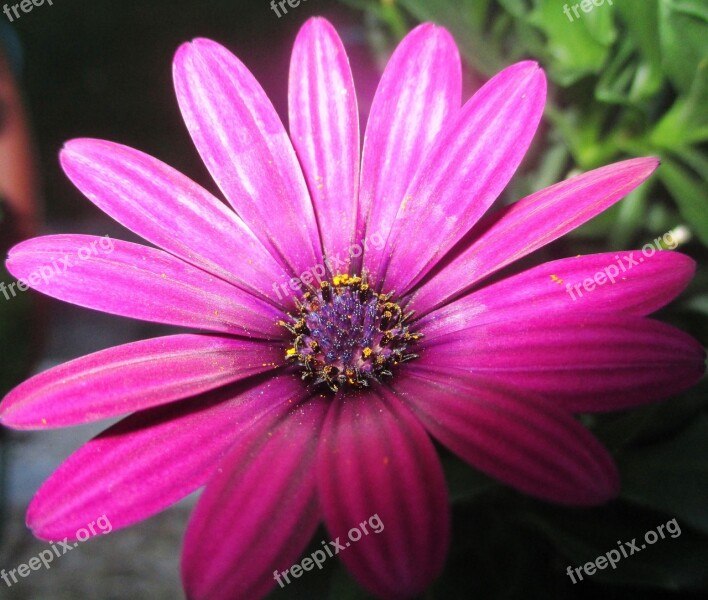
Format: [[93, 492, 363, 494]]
[[358, 23, 461, 274], [423, 315, 706, 412], [418, 251, 696, 340], [0, 334, 281, 429], [289, 18, 359, 267], [182, 396, 327, 600], [318, 391, 448, 598], [412, 157, 660, 315], [27, 374, 305, 540], [6, 235, 282, 337], [173, 38, 322, 280], [377, 61, 546, 294], [394, 369, 619, 505], [60, 139, 288, 305]]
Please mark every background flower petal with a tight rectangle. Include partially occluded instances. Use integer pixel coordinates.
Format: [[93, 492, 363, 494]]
[[422, 314, 706, 412], [182, 396, 327, 600], [412, 157, 660, 315], [6, 235, 282, 338], [289, 18, 359, 269], [60, 139, 288, 306], [378, 61, 546, 294], [173, 38, 323, 280], [0, 334, 281, 429], [318, 391, 449, 599], [358, 23, 461, 276], [393, 369, 620, 505], [418, 251, 696, 339], [26, 374, 305, 540]]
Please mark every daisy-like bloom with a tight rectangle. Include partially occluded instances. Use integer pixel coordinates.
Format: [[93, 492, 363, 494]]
[[1, 17, 705, 600]]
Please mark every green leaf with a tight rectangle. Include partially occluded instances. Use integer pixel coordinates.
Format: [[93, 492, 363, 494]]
[[525, 0, 616, 86], [659, 158, 708, 245], [618, 415, 708, 535], [683, 294, 708, 317], [651, 60, 708, 146], [596, 35, 664, 106], [659, 0, 708, 93], [616, 0, 662, 72], [608, 184, 649, 247]]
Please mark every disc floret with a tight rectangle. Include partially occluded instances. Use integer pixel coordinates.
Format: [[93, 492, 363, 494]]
[[281, 274, 421, 392]]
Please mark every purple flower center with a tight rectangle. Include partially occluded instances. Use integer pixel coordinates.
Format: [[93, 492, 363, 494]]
[[281, 274, 421, 392]]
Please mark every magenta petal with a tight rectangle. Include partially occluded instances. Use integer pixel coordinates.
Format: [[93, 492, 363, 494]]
[[6, 235, 282, 337], [358, 23, 461, 274], [418, 251, 696, 340], [394, 369, 619, 505], [0, 334, 281, 429], [182, 397, 328, 600], [423, 315, 706, 412], [412, 157, 660, 315], [377, 61, 546, 293], [27, 375, 306, 540], [60, 139, 288, 304], [318, 392, 448, 598], [173, 38, 322, 279], [289, 18, 359, 267]]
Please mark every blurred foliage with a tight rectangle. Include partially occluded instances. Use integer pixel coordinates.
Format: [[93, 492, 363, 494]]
[[341, 0, 708, 247], [330, 1, 708, 598]]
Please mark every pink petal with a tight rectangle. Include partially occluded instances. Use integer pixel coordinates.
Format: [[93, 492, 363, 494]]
[[376, 61, 546, 294], [0, 334, 281, 429], [394, 368, 619, 505], [60, 139, 288, 305], [418, 251, 696, 340], [422, 315, 706, 412], [173, 38, 323, 280], [318, 391, 448, 598], [289, 18, 359, 268], [182, 396, 327, 600], [412, 157, 660, 315], [358, 23, 461, 275], [27, 374, 306, 540], [6, 235, 282, 338]]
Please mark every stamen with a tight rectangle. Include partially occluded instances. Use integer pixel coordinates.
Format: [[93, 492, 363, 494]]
[[280, 273, 421, 392]]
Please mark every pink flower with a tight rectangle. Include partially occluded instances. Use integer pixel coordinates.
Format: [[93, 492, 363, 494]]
[[1, 17, 704, 600]]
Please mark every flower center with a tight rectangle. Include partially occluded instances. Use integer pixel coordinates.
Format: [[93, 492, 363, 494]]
[[280, 274, 421, 392]]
